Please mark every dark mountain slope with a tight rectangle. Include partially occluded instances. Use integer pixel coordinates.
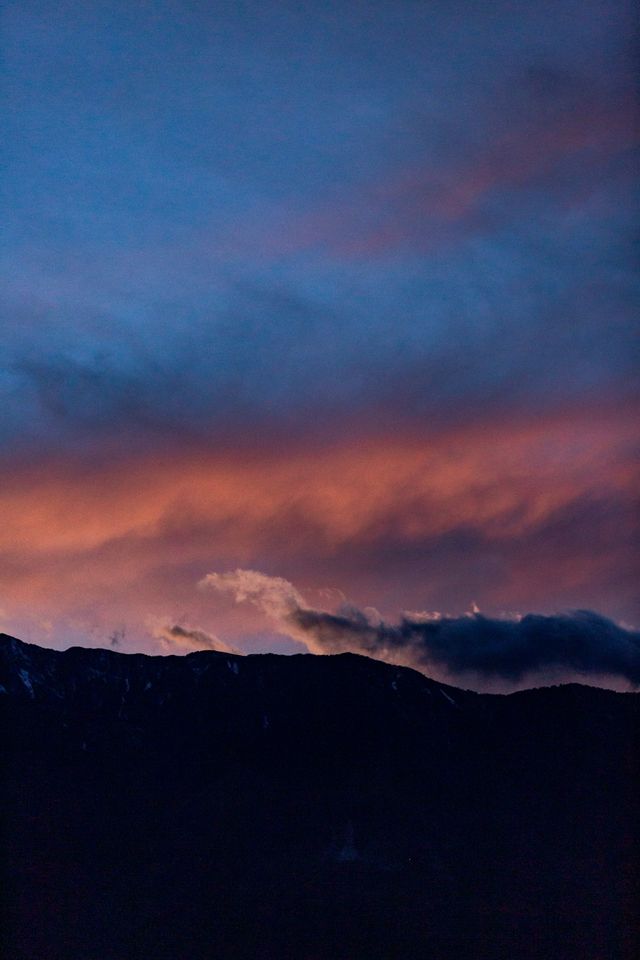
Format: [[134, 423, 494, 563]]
[[1, 634, 637, 960]]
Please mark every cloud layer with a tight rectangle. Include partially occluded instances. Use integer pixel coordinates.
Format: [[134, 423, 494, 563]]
[[1, 1, 637, 655], [0, 408, 637, 654], [203, 569, 640, 689]]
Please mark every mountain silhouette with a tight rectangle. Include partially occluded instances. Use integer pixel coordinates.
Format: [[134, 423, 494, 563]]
[[1, 634, 637, 960]]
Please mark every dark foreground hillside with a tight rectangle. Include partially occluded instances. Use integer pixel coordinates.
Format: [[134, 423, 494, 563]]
[[1, 634, 637, 960]]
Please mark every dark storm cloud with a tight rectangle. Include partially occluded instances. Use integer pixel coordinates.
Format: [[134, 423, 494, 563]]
[[291, 607, 640, 686], [205, 571, 640, 686]]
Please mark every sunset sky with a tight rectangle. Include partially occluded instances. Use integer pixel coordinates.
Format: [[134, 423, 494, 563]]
[[2, 0, 638, 663]]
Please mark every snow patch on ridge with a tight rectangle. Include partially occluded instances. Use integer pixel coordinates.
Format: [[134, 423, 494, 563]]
[[18, 669, 35, 698]]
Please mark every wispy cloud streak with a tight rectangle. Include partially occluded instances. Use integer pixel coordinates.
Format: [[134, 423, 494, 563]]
[[152, 623, 239, 655]]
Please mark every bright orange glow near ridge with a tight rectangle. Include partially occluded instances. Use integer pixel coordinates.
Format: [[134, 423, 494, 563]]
[[1, 405, 637, 652]]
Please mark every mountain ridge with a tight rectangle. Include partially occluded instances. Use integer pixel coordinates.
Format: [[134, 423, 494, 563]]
[[2, 631, 635, 702], [1, 631, 638, 960]]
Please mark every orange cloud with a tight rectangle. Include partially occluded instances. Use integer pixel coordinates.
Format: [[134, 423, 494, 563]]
[[0, 404, 637, 651]]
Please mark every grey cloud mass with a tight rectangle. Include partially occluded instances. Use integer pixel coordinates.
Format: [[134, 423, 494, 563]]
[[204, 570, 640, 689]]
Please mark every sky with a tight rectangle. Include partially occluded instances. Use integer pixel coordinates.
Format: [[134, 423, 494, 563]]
[[1, 1, 638, 684]]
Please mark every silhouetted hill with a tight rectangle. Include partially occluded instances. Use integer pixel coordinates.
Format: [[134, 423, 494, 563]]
[[1, 634, 637, 960]]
